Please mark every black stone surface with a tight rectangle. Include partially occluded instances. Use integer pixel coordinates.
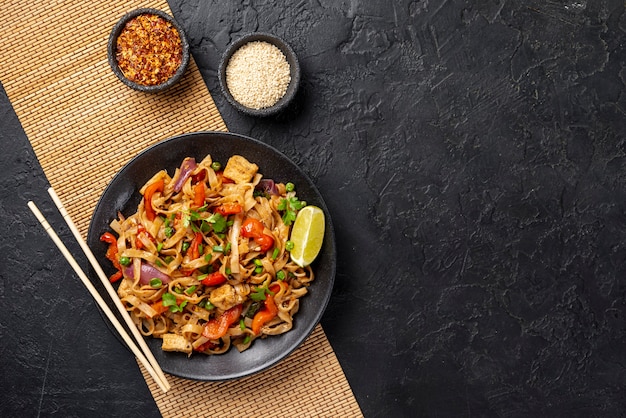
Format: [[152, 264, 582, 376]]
[[1, 1, 625, 417]]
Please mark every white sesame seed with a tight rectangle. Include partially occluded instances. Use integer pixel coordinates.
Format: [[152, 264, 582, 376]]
[[225, 41, 291, 110]]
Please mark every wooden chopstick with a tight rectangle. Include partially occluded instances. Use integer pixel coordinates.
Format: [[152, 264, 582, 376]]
[[46, 187, 170, 391], [27, 199, 170, 393]]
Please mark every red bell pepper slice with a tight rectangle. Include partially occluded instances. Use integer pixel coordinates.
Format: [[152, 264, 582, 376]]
[[188, 232, 203, 260], [255, 234, 275, 252], [100, 232, 123, 283], [202, 304, 243, 340], [217, 171, 234, 184], [215, 202, 242, 216], [241, 217, 264, 238], [193, 182, 205, 208], [251, 283, 284, 335], [201, 271, 227, 287], [191, 169, 206, 184], [241, 217, 274, 252], [194, 341, 217, 352], [135, 224, 155, 250], [148, 300, 170, 318], [143, 178, 164, 221]]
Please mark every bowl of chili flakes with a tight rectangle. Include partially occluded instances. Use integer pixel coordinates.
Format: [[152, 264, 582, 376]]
[[107, 8, 190, 93]]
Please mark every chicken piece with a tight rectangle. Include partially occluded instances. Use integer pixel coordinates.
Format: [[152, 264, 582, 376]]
[[210, 283, 246, 311], [161, 333, 192, 354], [223, 155, 258, 184]]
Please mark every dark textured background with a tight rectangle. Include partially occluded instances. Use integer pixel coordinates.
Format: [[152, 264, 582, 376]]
[[1, 1, 625, 416]]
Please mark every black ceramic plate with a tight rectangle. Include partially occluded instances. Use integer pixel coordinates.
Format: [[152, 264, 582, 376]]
[[86, 131, 335, 381]]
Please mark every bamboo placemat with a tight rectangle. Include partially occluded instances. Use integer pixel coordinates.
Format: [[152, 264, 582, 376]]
[[0, 0, 362, 416]]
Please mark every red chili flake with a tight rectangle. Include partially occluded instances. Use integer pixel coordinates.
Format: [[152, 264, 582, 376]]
[[115, 14, 183, 86]]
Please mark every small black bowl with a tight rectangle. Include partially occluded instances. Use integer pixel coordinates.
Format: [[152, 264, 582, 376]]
[[218, 32, 301, 117], [107, 8, 190, 93]]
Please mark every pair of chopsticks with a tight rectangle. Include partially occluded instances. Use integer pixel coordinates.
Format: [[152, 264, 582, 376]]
[[28, 187, 170, 393]]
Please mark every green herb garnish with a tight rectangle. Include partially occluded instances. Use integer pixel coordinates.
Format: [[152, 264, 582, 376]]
[[250, 285, 274, 302], [162, 292, 187, 313], [277, 196, 306, 226], [207, 213, 227, 233]]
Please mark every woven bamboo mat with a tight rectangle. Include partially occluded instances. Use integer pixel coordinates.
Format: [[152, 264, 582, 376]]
[[0, 0, 362, 416]]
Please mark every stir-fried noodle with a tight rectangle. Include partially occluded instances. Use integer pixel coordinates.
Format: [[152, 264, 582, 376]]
[[101, 154, 314, 355]]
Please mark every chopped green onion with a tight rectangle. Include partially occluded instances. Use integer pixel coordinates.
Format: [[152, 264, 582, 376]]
[[164, 226, 174, 238], [182, 242, 190, 252], [285, 240, 294, 251], [285, 182, 295, 192], [198, 244, 204, 255], [243, 335, 251, 344], [225, 267, 231, 275], [272, 247, 279, 260], [185, 285, 197, 295], [253, 259, 263, 267], [197, 273, 208, 281], [276, 270, 286, 281], [119, 256, 131, 266], [213, 245, 224, 253], [163, 255, 174, 264], [224, 242, 231, 254], [149, 278, 162, 288], [156, 242, 164, 252], [155, 260, 163, 267], [255, 266, 263, 274], [239, 319, 245, 331], [211, 161, 222, 171], [204, 253, 212, 262]]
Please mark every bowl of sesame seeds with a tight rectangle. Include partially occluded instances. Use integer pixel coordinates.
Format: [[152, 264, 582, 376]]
[[218, 32, 301, 117], [108, 8, 190, 93]]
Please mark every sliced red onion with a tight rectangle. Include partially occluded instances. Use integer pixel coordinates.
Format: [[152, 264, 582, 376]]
[[173, 157, 197, 192], [256, 179, 278, 195], [124, 262, 171, 285]]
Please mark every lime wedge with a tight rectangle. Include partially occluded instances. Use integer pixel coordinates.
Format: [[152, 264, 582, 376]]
[[289, 205, 325, 267]]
